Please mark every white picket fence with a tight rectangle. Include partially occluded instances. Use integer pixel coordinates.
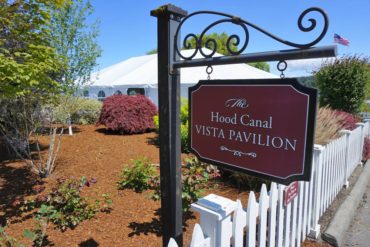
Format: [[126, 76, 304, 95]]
[[168, 121, 370, 247]]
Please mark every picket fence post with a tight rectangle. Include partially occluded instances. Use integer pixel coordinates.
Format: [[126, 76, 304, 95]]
[[365, 119, 370, 136], [276, 184, 285, 247], [268, 183, 278, 247], [309, 144, 324, 239], [340, 129, 351, 188], [189, 224, 211, 247], [356, 123, 365, 165], [258, 184, 269, 247], [168, 238, 179, 247], [191, 194, 237, 247], [232, 200, 246, 247], [246, 191, 259, 247]]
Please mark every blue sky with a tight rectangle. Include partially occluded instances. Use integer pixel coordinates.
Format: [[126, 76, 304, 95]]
[[90, 0, 370, 76]]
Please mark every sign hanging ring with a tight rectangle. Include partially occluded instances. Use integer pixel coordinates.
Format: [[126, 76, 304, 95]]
[[277, 60, 288, 79], [206, 65, 213, 80]]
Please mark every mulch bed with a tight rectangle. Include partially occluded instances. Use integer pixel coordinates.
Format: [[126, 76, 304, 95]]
[[0, 125, 327, 246]]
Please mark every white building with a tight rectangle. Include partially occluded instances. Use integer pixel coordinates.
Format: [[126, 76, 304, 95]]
[[85, 49, 278, 105]]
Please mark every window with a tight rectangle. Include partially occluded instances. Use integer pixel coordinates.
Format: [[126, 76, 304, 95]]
[[98, 90, 106, 101], [127, 88, 145, 96], [114, 90, 122, 95], [83, 90, 89, 97]]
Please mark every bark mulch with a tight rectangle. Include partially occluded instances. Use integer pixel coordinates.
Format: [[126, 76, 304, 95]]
[[0, 125, 327, 246]]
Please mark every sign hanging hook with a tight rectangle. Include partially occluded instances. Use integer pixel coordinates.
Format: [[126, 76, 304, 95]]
[[277, 60, 288, 79], [206, 65, 213, 80]]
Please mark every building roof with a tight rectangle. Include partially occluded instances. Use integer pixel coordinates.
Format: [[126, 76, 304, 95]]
[[90, 49, 278, 87]]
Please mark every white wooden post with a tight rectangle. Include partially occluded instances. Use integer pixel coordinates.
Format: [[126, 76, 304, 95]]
[[190, 224, 211, 247], [301, 181, 309, 241], [246, 191, 259, 247], [356, 123, 365, 165], [365, 120, 370, 136], [283, 199, 291, 247], [306, 146, 316, 237], [296, 181, 304, 246], [191, 194, 237, 247], [340, 129, 351, 188], [258, 184, 269, 247], [167, 238, 179, 247], [232, 200, 246, 247], [276, 184, 285, 247], [268, 183, 278, 247], [309, 144, 324, 238], [289, 195, 298, 247]]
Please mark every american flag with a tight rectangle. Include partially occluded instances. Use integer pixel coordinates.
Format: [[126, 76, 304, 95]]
[[334, 33, 350, 46]]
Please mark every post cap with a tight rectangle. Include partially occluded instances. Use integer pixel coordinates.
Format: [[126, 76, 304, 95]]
[[314, 144, 325, 152], [151, 4, 188, 18], [339, 129, 351, 135], [191, 194, 237, 218]]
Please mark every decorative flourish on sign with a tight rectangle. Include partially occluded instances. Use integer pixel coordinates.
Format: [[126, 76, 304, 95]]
[[225, 98, 249, 108], [174, 7, 329, 60], [220, 146, 257, 158]]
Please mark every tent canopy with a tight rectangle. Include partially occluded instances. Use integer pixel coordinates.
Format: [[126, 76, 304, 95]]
[[90, 49, 278, 87]]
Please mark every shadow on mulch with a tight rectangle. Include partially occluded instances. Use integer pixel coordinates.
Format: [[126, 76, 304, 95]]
[[79, 238, 99, 247], [38, 126, 83, 135], [0, 143, 13, 163], [94, 128, 119, 135], [38, 236, 55, 247], [0, 160, 43, 226], [127, 208, 195, 237], [95, 127, 157, 136], [146, 135, 159, 148]]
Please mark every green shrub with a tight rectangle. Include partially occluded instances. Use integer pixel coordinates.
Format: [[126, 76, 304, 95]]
[[153, 98, 190, 153], [180, 122, 190, 153], [150, 157, 220, 212], [0, 226, 25, 247], [72, 98, 102, 125], [153, 115, 159, 130], [228, 172, 270, 191], [180, 99, 188, 124], [39, 177, 99, 231], [117, 157, 157, 192], [20, 177, 111, 231], [53, 96, 102, 125], [315, 56, 369, 114]]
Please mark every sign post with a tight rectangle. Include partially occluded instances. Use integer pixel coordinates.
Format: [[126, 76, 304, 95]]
[[151, 5, 187, 247], [152, 4, 336, 246]]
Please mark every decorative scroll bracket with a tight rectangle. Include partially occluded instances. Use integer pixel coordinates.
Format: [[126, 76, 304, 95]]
[[172, 7, 337, 69]]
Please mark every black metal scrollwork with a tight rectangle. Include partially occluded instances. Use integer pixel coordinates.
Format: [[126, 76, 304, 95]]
[[174, 7, 329, 60]]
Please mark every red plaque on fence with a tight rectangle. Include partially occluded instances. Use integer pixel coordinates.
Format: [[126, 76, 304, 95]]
[[284, 181, 299, 206], [189, 79, 317, 185]]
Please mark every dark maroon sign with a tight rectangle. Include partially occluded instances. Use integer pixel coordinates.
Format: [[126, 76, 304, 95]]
[[188, 79, 317, 185], [284, 181, 299, 206]]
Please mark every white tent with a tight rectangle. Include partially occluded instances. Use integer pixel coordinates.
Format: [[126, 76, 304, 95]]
[[86, 49, 278, 105]]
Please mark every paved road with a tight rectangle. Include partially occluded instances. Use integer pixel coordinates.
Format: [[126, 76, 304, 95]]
[[343, 182, 370, 247]]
